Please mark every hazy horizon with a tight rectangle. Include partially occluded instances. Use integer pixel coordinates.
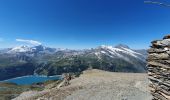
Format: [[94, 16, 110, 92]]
[[0, 43, 149, 50]]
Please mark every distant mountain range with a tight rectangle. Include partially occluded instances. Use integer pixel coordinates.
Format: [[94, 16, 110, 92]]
[[0, 44, 147, 81]]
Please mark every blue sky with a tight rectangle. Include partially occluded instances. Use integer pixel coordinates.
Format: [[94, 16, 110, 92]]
[[0, 0, 170, 49]]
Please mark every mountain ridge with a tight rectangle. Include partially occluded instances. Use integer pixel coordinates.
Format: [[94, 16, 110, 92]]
[[0, 44, 147, 81]]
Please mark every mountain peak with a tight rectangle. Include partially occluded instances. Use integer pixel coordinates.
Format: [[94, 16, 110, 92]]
[[9, 45, 32, 53], [33, 45, 46, 51], [114, 44, 130, 49], [100, 45, 113, 49]]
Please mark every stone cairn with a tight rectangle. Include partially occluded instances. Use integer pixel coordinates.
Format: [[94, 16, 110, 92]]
[[61, 73, 72, 86], [147, 35, 170, 100]]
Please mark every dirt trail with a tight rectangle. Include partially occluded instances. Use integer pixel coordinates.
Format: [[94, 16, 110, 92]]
[[14, 69, 152, 100]]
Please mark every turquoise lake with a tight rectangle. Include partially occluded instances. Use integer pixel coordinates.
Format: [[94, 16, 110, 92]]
[[1, 75, 62, 85]]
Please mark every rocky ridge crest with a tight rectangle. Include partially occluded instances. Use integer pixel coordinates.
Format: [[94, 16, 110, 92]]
[[147, 35, 170, 100]]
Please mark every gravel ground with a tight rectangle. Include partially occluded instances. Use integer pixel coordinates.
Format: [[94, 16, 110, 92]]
[[14, 69, 152, 100]]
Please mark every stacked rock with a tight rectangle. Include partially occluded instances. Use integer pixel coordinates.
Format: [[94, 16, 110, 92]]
[[147, 35, 170, 100]]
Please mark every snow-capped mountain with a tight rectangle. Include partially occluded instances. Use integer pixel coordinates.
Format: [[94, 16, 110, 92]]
[[1, 44, 147, 62], [8, 45, 33, 53], [0, 44, 147, 80], [6, 45, 59, 54], [67, 44, 147, 73], [92, 44, 146, 62]]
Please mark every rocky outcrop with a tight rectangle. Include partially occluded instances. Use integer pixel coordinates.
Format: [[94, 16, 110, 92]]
[[147, 35, 170, 100]]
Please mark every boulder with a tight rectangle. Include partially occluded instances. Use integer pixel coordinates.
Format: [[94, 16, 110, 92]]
[[163, 35, 170, 39], [148, 48, 167, 53], [148, 53, 169, 60], [161, 39, 170, 47]]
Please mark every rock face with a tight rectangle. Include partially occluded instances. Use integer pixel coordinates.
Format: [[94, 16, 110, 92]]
[[147, 35, 170, 100]]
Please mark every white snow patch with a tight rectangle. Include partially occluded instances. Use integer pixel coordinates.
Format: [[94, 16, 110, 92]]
[[8, 45, 32, 53], [100, 45, 143, 60], [101, 51, 106, 54]]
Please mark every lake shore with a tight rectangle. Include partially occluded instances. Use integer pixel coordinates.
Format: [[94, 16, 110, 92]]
[[0, 75, 62, 85]]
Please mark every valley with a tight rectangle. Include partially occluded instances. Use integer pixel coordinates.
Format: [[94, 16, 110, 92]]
[[0, 44, 149, 99]]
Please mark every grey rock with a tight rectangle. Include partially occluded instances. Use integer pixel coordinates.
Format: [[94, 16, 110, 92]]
[[148, 53, 169, 60], [163, 35, 170, 39], [147, 35, 170, 100], [148, 48, 167, 53], [161, 39, 170, 47]]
